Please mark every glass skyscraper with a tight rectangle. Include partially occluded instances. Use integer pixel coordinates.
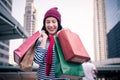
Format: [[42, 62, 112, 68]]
[[105, 0, 120, 33], [105, 0, 120, 58]]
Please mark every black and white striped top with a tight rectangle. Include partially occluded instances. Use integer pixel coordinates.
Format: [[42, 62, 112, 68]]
[[34, 38, 56, 80]]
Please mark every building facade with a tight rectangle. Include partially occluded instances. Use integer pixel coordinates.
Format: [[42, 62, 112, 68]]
[[107, 22, 120, 58], [0, 0, 12, 66], [93, 0, 107, 61], [105, 0, 120, 33], [0, 41, 9, 65], [24, 0, 36, 36], [105, 0, 120, 58], [0, 0, 12, 14]]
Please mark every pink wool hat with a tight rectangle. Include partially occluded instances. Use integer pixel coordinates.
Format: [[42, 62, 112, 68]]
[[44, 7, 61, 23]]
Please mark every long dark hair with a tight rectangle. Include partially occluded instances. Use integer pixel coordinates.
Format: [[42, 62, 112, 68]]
[[41, 19, 62, 35]]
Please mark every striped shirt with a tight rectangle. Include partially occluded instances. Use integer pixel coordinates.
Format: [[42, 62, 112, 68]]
[[34, 38, 56, 80]]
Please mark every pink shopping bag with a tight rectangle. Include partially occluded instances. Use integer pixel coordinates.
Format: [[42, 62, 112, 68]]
[[14, 31, 40, 64], [57, 29, 90, 63]]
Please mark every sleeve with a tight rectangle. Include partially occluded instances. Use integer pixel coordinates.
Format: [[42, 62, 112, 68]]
[[93, 64, 97, 70], [34, 38, 47, 65], [92, 64, 98, 74]]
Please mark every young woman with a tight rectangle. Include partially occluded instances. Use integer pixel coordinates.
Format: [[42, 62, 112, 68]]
[[34, 7, 63, 80]]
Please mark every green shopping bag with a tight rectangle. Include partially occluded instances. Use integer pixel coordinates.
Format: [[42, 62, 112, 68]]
[[54, 36, 85, 79]]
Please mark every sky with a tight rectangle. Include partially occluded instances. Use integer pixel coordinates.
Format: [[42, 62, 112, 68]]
[[9, 0, 94, 65]]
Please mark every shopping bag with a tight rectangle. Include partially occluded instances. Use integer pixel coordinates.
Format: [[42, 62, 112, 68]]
[[57, 29, 90, 63], [14, 31, 40, 64], [54, 36, 84, 79], [19, 43, 35, 71]]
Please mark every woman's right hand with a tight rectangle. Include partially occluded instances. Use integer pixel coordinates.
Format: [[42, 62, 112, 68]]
[[41, 30, 48, 40], [40, 30, 48, 48]]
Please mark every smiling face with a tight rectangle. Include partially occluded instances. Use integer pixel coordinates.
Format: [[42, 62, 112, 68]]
[[45, 17, 58, 36]]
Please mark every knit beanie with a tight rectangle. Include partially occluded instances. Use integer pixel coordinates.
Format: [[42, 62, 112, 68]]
[[44, 7, 61, 23]]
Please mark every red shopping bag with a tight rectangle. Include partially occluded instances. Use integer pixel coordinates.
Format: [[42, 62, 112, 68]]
[[14, 31, 40, 64], [57, 29, 90, 63]]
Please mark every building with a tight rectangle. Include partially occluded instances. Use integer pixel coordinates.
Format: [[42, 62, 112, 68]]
[[0, 41, 9, 65], [0, 0, 28, 66], [107, 22, 120, 58], [105, 0, 120, 58], [93, 0, 107, 61], [105, 0, 120, 33], [0, 0, 12, 65], [24, 0, 36, 36]]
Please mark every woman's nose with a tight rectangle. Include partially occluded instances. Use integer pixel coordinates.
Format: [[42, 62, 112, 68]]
[[49, 22, 54, 26]]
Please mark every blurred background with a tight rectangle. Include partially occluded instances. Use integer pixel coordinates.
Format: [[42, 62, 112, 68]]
[[0, 0, 120, 80]]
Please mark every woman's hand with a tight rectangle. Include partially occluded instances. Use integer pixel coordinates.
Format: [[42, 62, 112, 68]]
[[40, 30, 48, 48], [41, 30, 48, 40]]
